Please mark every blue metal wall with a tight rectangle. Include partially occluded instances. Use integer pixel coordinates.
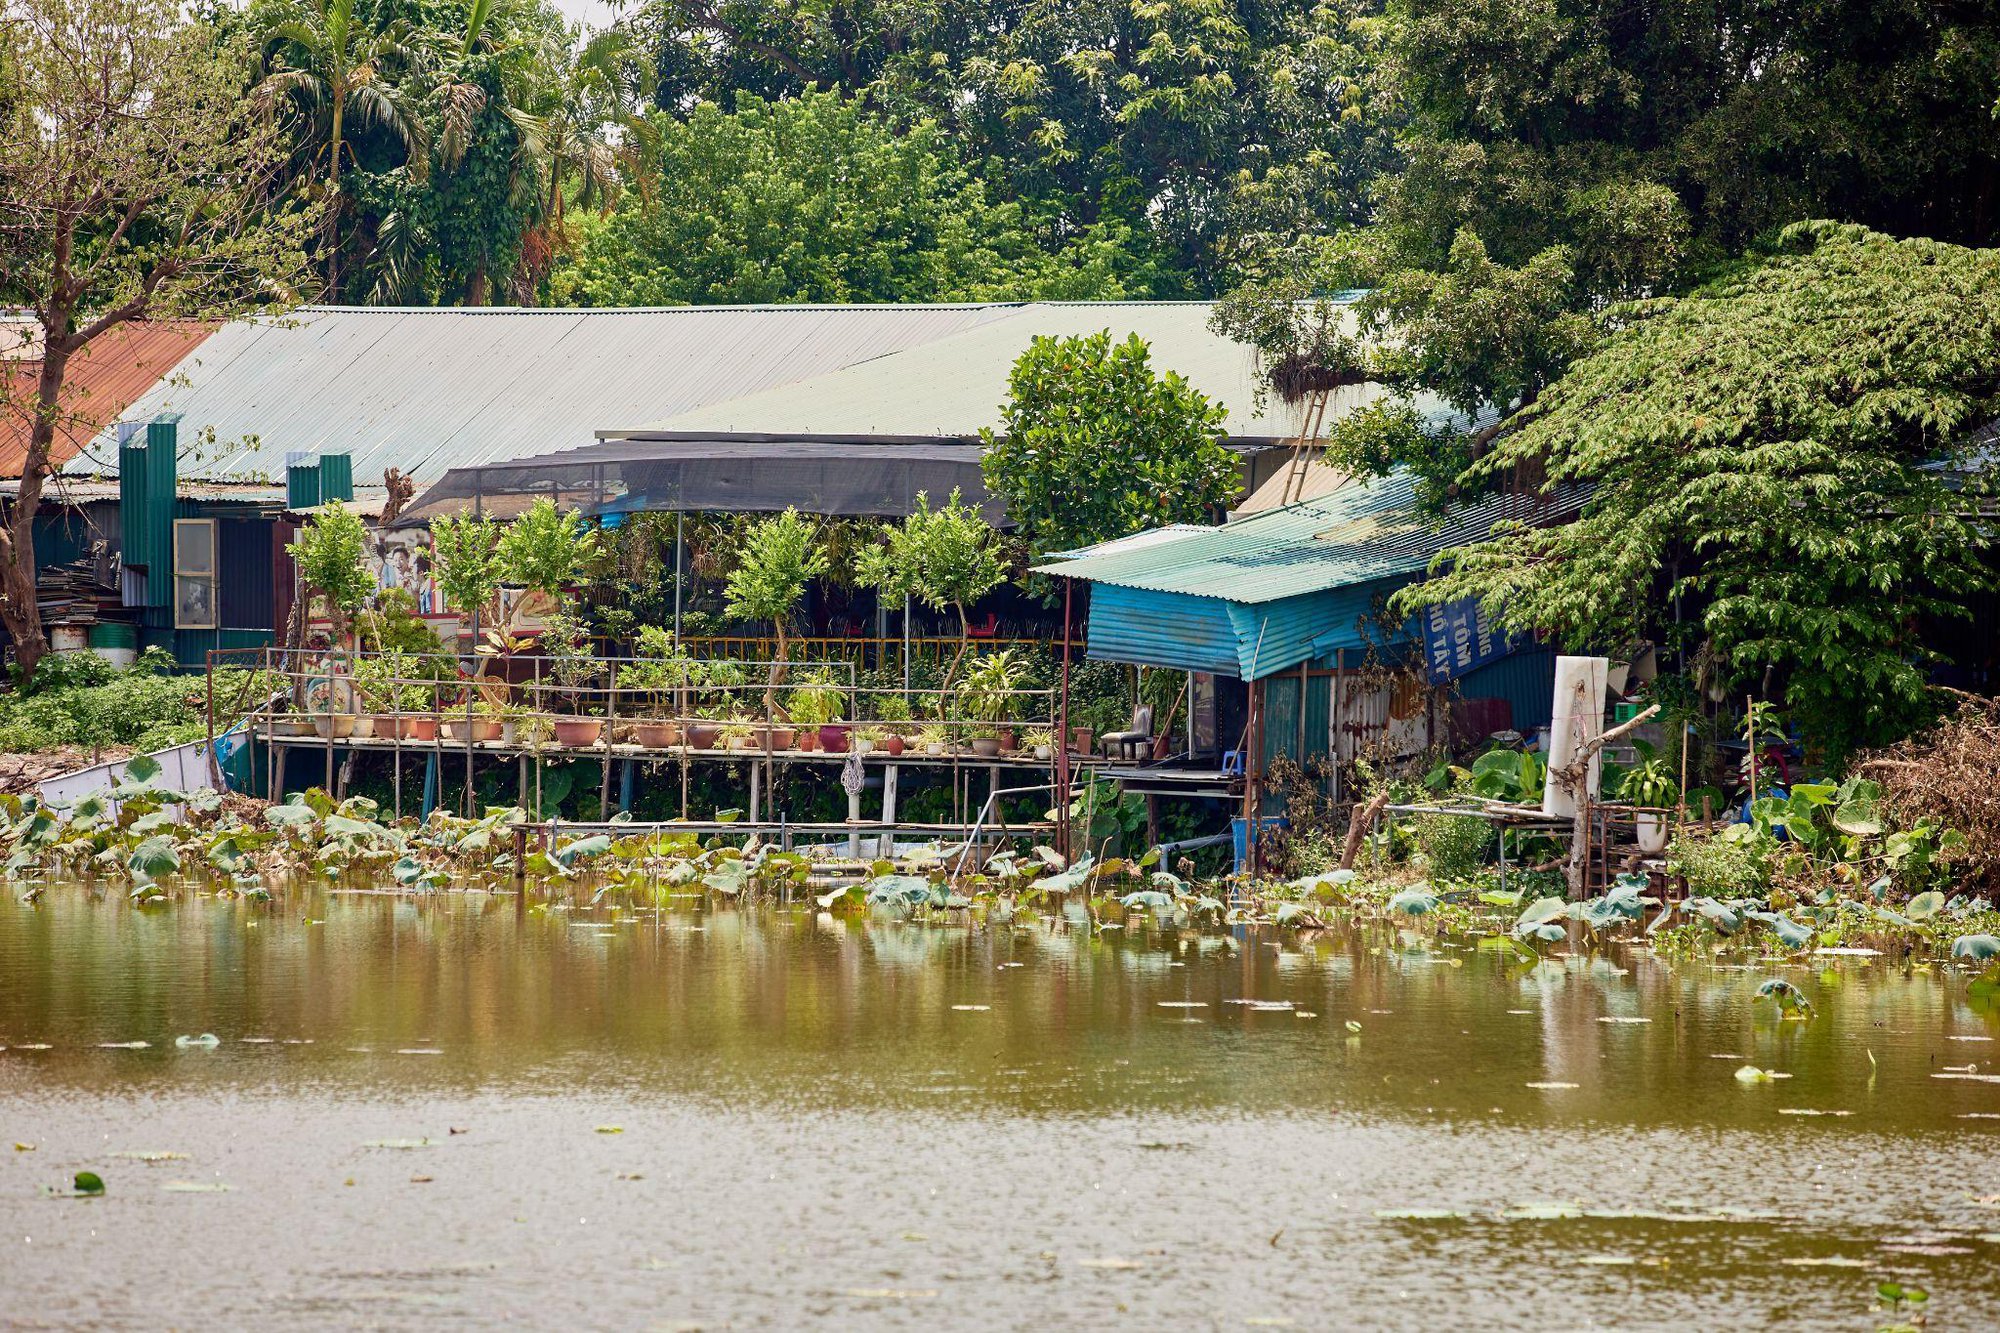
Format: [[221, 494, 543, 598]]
[[1084, 584, 1241, 675], [1456, 648, 1557, 732]]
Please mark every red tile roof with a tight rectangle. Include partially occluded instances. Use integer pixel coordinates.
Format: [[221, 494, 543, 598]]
[[1, 321, 214, 478]]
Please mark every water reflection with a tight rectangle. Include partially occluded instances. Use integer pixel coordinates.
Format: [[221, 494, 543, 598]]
[[3, 891, 1998, 1328]]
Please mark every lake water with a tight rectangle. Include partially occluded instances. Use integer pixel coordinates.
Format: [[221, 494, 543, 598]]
[[3, 890, 1998, 1329]]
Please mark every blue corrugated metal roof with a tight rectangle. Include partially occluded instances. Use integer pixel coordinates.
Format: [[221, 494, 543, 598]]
[[1037, 473, 1588, 604]]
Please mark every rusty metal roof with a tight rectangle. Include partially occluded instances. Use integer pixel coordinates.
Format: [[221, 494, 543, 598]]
[[2, 322, 215, 478], [61, 304, 1030, 490]]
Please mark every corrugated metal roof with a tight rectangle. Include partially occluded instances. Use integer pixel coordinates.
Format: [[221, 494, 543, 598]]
[[63, 304, 1024, 489], [1037, 472, 1589, 605], [3, 322, 215, 477], [612, 300, 1399, 441]]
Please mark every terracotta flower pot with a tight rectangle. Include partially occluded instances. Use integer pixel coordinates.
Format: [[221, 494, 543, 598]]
[[312, 713, 356, 740], [552, 717, 603, 747], [797, 731, 820, 752], [755, 725, 796, 751], [884, 734, 906, 756], [443, 718, 503, 744], [685, 723, 719, 750], [633, 721, 682, 749], [374, 715, 438, 742], [818, 724, 850, 753]]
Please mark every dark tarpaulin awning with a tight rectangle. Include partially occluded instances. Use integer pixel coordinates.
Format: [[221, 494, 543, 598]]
[[395, 432, 1003, 527]]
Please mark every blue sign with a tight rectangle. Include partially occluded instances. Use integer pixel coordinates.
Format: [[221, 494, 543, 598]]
[[1421, 596, 1519, 683]]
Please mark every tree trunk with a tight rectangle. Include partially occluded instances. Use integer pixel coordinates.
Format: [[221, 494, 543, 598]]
[[763, 619, 789, 719], [327, 92, 345, 295], [938, 602, 971, 715], [0, 342, 73, 681]]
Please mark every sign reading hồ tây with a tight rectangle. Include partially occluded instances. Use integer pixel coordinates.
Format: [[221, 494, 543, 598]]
[[1421, 596, 1520, 683]]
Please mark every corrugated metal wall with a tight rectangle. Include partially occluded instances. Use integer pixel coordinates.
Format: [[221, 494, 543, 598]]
[[169, 500, 280, 665], [119, 415, 177, 605], [1084, 584, 1241, 675], [1457, 649, 1557, 732]]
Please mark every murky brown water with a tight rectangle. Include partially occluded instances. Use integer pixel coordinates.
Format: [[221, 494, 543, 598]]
[[3, 890, 1999, 1329]]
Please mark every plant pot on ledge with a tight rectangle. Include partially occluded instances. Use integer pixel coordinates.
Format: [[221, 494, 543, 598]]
[[633, 721, 682, 749], [818, 724, 850, 753], [553, 716, 604, 747]]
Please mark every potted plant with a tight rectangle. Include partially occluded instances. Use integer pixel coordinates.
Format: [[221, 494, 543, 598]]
[[915, 723, 948, 757], [853, 725, 885, 756], [721, 719, 756, 751], [959, 650, 1026, 756], [1023, 726, 1057, 761], [496, 498, 599, 608], [965, 724, 1002, 758], [357, 648, 439, 742], [851, 489, 1006, 707], [430, 509, 503, 649], [684, 705, 722, 750], [1619, 744, 1680, 853], [722, 508, 827, 719], [786, 669, 849, 753], [620, 628, 692, 749], [542, 612, 603, 747]]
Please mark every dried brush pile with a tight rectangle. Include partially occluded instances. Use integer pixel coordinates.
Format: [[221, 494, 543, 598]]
[[1862, 692, 2000, 890]]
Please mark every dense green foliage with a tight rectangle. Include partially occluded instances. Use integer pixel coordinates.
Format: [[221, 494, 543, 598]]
[[624, 0, 1397, 291], [1394, 223, 2000, 756], [981, 332, 1239, 575], [0, 652, 276, 756], [191, 0, 2000, 313], [552, 92, 1151, 304], [429, 510, 503, 619], [495, 496, 599, 594], [286, 506, 375, 639]]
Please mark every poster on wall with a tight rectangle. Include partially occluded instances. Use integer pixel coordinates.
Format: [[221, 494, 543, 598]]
[[371, 528, 437, 613], [1421, 595, 1521, 684]]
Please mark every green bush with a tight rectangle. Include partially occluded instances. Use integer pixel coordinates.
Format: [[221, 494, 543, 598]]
[[1667, 832, 1769, 897], [1413, 812, 1493, 880]]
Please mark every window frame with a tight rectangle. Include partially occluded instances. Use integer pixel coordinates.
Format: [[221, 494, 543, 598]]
[[172, 517, 219, 631]]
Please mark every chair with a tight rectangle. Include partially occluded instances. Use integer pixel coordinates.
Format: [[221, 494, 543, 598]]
[[1099, 704, 1155, 762], [964, 612, 1000, 639]]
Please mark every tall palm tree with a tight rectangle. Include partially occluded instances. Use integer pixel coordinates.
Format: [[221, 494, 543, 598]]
[[424, 0, 549, 303], [514, 24, 658, 302], [252, 0, 429, 294]]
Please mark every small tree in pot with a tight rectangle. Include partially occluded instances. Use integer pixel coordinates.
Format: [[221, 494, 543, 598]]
[[430, 510, 503, 647], [723, 509, 826, 718], [854, 488, 1005, 709], [496, 498, 599, 621], [540, 611, 603, 747]]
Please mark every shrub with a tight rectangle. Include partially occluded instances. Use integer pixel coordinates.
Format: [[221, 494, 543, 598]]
[[1413, 812, 1493, 879], [1667, 832, 1769, 897]]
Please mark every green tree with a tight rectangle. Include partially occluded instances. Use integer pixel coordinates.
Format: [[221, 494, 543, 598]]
[[981, 331, 1239, 583], [630, 0, 1401, 289], [854, 489, 1008, 701], [287, 506, 376, 643], [0, 0, 318, 678], [430, 510, 503, 623], [553, 90, 1156, 305], [251, 0, 429, 293], [722, 508, 828, 715], [496, 497, 599, 597], [1393, 223, 2000, 757], [1218, 0, 2000, 496]]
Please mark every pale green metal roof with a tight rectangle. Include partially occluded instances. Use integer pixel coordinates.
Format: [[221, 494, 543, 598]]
[[1035, 474, 1588, 605], [604, 300, 1395, 442]]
